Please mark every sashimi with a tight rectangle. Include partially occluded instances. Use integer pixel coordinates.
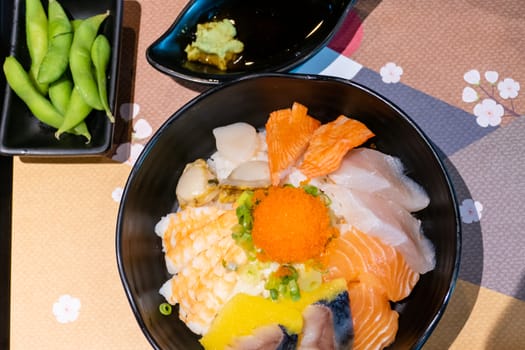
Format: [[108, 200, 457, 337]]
[[161, 232, 248, 335], [328, 148, 430, 212], [213, 122, 259, 164], [321, 227, 419, 302], [348, 281, 398, 350], [266, 102, 321, 186], [299, 115, 375, 179], [157, 207, 240, 274], [155, 206, 224, 272], [319, 184, 435, 274]]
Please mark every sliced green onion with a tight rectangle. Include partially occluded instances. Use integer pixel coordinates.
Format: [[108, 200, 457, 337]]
[[159, 302, 172, 316], [269, 289, 279, 300], [288, 280, 301, 301], [302, 184, 319, 196], [265, 264, 303, 301], [232, 190, 257, 257]]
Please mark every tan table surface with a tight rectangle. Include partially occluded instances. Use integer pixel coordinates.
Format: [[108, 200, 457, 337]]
[[8, 0, 525, 349]]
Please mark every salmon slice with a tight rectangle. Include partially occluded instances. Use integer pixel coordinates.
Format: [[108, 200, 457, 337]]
[[320, 227, 419, 302], [318, 184, 435, 274], [266, 102, 321, 186], [299, 115, 375, 179], [348, 281, 398, 350]]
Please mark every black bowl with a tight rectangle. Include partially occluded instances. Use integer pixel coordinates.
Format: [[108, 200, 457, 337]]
[[146, 0, 356, 85], [116, 73, 461, 349], [0, 0, 122, 156]]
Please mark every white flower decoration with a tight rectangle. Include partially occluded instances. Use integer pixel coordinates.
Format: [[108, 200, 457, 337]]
[[459, 199, 483, 224], [133, 119, 153, 140], [379, 62, 403, 84], [127, 143, 144, 166], [497, 78, 520, 99], [473, 98, 503, 127], [52, 295, 81, 324], [112, 187, 124, 203], [462, 87, 478, 103], [484, 71, 499, 84], [119, 102, 140, 121], [464, 69, 480, 85]]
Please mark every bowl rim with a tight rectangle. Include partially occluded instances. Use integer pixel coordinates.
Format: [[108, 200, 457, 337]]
[[116, 72, 462, 350], [145, 0, 358, 85]]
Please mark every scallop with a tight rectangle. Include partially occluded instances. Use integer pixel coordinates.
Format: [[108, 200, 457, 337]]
[[176, 159, 219, 208], [213, 122, 258, 163], [221, 160, 271, 188]]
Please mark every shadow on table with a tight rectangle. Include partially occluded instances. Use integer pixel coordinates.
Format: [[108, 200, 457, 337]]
[[423, 153, 484, 349], [111, 0, 141, 155], [441, 156, 484, 287], [353, 0, 382, 22]]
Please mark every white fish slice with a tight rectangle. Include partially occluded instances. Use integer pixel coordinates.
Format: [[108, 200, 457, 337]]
[[328, 148, 430, 212], [321, 184, 435, 274]]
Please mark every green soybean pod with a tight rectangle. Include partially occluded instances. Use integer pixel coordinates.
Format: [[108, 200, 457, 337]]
[[37, 0, 73, 84], [25, 0, 48, 95], [69, 11, 109, 111], [70, 120, 91, 143], [71, 19, 83, 32], [91, 34, 114, 122], [3, 56, 90, 141], [48, 73, 73, 115], [5, 56, 63, 128], [55, 86, 93, 139]]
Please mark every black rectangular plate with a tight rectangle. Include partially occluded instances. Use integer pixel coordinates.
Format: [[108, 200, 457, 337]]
[[0, 0, 122, 156]]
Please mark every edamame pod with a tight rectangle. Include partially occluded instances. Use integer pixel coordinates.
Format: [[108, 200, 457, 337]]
[[37, 0, 73, 84], [5, 56, 63, 128], [91, 34, 114, 122], [70, 120, 91, 144], [69, 11, 109, 111], [3, 56, 90, 141], [55, 86, 93, 139], [48, 73, 73, 115], [25, 0, 48, 95], [71, 19, 83, 32]]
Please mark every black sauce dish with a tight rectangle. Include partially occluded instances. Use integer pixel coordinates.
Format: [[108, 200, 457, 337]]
[[0, 0, 123, 157], [146, 0, 357, 85], [116, 73, 461, 350]]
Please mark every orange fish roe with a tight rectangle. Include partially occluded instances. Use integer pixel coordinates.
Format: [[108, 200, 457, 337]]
[[251, 186, 336, 263]]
